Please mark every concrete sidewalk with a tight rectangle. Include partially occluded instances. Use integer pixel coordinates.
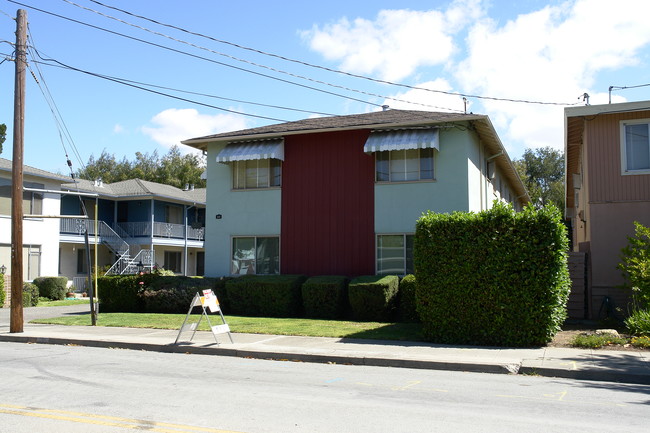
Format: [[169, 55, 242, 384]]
[[1, 321, 649, 385]]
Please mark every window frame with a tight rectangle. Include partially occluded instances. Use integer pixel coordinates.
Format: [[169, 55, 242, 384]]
[[376, 233, 414, 276], [375, 148, 435, 183], [232, 158, 282, 190], [231, 235, 280, 275], [620, 118, 650, 175], [0, 179, 44, 217], [163, 251, 182, 273]]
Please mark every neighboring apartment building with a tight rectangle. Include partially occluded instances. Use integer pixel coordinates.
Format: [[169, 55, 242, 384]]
[[59, 178, 206, 289], [182, 109, 529, 278], [565, 100, 650, 318], [0, 157, 70, 283]]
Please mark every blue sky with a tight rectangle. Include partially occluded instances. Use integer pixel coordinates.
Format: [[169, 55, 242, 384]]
[[1, 0, 649, 174]]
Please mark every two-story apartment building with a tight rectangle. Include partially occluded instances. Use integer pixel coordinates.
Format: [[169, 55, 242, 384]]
[[565, 100, 650, 318], [182, 109, 528, 278], [0, 158, 70, 285], [59, 178, 206, 289]]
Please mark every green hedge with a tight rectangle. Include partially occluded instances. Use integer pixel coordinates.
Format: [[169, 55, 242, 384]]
[[22, 292, 31, 307], [415, 202, 570, 347], [32, 276, 68, 300], [23, 282, 39, 306], [98, 275, 230, 313], [138, 277, 230, 313], [97, 275, 142, 312], [397, 275, 419, 323], [301, 276, 349, 319], [348, 275, 399, 322], [225, 275, 307, 317], [0, 274, 5, 307]]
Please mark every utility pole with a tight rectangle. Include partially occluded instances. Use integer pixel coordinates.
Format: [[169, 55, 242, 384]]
[[10, 9, 27, 333]]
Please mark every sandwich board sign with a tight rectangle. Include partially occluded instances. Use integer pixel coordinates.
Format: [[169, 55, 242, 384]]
[[174, 289, 233, 345]]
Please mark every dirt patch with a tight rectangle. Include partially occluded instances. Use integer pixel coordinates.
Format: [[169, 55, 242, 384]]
[[549, 328, 649, 351]]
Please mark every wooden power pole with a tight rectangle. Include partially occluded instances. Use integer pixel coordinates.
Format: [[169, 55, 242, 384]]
[[10, 9, 27, 333]]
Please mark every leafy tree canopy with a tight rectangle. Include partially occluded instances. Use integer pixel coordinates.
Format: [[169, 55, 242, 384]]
[[77, 146, 206, 189], [513, 146, 564, 213], [0, 123, 6, 154]]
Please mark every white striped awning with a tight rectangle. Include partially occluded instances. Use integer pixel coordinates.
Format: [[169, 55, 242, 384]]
[[216, 139, 284, 163], [364, 129, 439, 153]]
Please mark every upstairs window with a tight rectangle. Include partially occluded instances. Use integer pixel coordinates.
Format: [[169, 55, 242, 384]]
[[0, 179, 43, 216], [233, 159, 282, 189], [622, 120, 650, 174], [375, 148, 434, 182]]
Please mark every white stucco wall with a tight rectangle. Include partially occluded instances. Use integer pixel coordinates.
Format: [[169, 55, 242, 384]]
[[203, 143, 282, 277], [374, 127, 476, 234], [0, 173, 63, 280]]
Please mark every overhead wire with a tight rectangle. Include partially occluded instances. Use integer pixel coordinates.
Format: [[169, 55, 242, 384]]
[[28, 47, 290, 123], [59, 0, 463, 112], [8, 0, 390, 110], [26, 28, 86, 173], [28, 49, 339, 117], [84, 0, 579, 107]]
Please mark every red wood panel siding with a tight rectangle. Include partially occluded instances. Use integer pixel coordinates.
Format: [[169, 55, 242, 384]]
[[281, 130, 375, 277], [587, 110, 650, 202]]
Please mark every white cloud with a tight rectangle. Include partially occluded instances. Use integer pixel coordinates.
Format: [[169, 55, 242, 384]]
[[301, 0, 487, 81], [113, 124, 125, 134], [141, 108, 249, 149], [455, 0, 650, 154]]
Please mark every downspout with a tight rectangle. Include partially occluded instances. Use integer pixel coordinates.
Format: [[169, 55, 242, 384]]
[[183, 204, 188, 276]]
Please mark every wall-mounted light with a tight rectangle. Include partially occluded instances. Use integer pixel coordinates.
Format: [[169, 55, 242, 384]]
[[0, 264, 6, 274], [216, 214, 222, 220]]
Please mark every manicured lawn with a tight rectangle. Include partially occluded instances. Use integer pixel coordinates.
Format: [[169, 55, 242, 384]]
[[36, 299, 89, 307], [32, 313, 423, 341]]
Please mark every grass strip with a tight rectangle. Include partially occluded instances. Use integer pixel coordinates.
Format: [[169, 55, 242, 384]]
[[32, 313, 423, 341]]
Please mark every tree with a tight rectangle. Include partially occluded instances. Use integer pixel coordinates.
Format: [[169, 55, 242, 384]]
[[0, 123, 6, 154], [514, 147, 564, 213], [77, 146, 206, 188]]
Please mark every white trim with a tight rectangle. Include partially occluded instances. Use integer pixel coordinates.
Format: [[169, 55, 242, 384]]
[[620, 118, 650, 175]]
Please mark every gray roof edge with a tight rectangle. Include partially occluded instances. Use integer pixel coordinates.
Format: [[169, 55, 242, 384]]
[[182, 111, 485, 146], [0, 157, 72, 183]]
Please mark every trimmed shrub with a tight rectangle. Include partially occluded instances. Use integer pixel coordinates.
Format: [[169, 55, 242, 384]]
[[302, 276, 349, 319], [23, 282, 39, 307], [97, 275, 142, 312], [22, 292, 31, 307], [397, 274, 419, 323], [138, 276, 230, 314], [348, 275, 399, 322], [415, 202, 570, 347], [0, 274, 5, 307], [33, 276, 68, 300], [226, 275, 307, 317]]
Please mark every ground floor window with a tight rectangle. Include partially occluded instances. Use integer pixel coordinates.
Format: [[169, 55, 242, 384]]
[[231, 236, 279, 275], [164, 251, 182, 273], [76, 248, 94, 275], [376, 234, 414, 275], [0, 244, 41, 281]]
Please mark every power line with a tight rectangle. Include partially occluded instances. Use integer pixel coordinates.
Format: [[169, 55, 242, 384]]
[[28, 47, 339, 117], [28, 48, 290, 123], [26, 30, 86, 171], [60, 0, 463, 113], [85, 0, 578, 107], [8, 0, 388, 109]]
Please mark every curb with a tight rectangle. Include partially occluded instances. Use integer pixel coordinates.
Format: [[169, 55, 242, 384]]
[[2, 334, 648, 385]]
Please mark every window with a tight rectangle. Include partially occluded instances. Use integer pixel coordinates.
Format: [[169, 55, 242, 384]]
[[0, 179, 44, 216], [622, 120, 650, 173], [376, 234, 414, 275], [233, 159, 281, 189], [164, 251, 182, 273], [165, 205, 183, 224], [375, 149, 434, 182], [76, 248, 94, 274], [231, 236, 279, 275]]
